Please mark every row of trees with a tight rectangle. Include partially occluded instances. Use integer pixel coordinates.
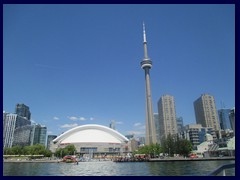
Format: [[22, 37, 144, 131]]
[[4, 144, 77, 158], [134, 134, 193, 157], [4, 144, 52, 157], [54, 145, 77, 158]]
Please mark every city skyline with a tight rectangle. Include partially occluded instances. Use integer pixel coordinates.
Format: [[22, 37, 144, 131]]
[[3, 4, 235, 137]]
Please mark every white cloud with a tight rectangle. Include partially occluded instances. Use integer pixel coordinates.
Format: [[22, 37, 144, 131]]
[[89, 117, 95, 121], [60, 123, 78, 128], [67, 116, 78, 121], [116, 121, 123, 124], [134, 122, 142, 127], [53, 117, 59, 120], [47, 131, 53, 134], [79, 117, 86, 121]]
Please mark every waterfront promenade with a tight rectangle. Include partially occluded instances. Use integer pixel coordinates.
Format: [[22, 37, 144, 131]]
[[4, 156, 235, 163]]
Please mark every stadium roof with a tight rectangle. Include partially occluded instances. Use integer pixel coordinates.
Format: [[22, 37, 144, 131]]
[[53, 124, 129, 144]]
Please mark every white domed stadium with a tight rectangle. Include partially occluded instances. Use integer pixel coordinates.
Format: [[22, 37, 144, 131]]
[[50, 124, 129, 156]]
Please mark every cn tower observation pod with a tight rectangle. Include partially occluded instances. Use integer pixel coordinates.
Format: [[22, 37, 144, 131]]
[[51, 124, 129, 155]]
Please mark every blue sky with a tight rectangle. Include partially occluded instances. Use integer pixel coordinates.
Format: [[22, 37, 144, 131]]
[[3, 4, 235, 137]]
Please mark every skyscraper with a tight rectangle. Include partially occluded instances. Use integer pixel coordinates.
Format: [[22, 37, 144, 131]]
[[194, 94, 220, 131], [218, 109, 232, 130], [158, 95, 177, 141], [33, 124, 47, 146], [12, 125, 35, 147], [3, 113, 31, 148], [15, 103, 31, 120], [140, 23, 156, 145]]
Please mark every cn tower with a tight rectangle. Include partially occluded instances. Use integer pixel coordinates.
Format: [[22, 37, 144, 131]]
[[140, 23, 157, 145]]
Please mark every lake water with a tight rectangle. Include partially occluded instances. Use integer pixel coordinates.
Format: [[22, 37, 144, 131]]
[[3, 160, 235, 176]]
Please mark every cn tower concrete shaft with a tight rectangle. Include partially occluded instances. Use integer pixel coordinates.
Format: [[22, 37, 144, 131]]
[[141, 23, 157, 145]]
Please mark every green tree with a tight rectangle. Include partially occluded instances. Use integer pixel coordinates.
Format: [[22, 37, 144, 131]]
[[133, 143, 163, 157], [44, 149, 52, 157], [11, 145, 22, 155], [55, 148, 63, 158], [31, 144, 46, 155], [178, 139, 192, 157], [4, 147, 12, 155], [162, 134, 175, 157], [64, 144, 76, 155], [22, 146, 31, 155], [54, 145, 76, 158]]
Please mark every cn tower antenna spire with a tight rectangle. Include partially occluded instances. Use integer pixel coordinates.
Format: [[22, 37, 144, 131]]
[[143, 22, 147, 43], [142, 22, 149, 60]]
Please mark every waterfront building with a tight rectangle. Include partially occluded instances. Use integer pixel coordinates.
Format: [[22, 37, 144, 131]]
[[3, 111, 9, 143], [176, 117, 184, 133], [153, 113, 160, 144], [229, 108, 235, 135], [109, 120, 116, 130], [47, 135, 58, 150], [178, 124, 216, 150], [51, 124, 129, 157], [158, 95, 177, 143], [217, 129, 235, 148], [12, 125, 35, 146], [12, 124, 47, 147], [194, 94, 220, 131], [3, 113, 31, 148], [15, 103, 31, 120], [140, 23, 157, 145], [218, 109, 232, 130], [33, 124, 47, 146], [197, 134, 235, 157]]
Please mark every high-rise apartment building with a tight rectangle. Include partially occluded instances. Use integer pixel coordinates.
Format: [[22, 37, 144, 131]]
[[3, 113, 31, 148], [12, 125, 35, 146], [158, 95, 177, 141], [140, 23, 157, 145], [15, 103, 31, 120], [12, 124, 47, 147], [33, 125, 47, 146], [3, 111, 9, 142], [218, 109, 232, 130], [194, 94, 220, 131]]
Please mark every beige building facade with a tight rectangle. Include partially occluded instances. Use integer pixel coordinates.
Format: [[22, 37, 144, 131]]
[[157, 95, 177, 142], [194, 94, 220, 131]]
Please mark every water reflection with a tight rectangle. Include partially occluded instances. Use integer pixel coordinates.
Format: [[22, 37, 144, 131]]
[[3, 160, 235, 176]]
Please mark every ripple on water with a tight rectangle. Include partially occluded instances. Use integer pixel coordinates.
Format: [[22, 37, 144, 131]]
[[3, 160, 235, 176]]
